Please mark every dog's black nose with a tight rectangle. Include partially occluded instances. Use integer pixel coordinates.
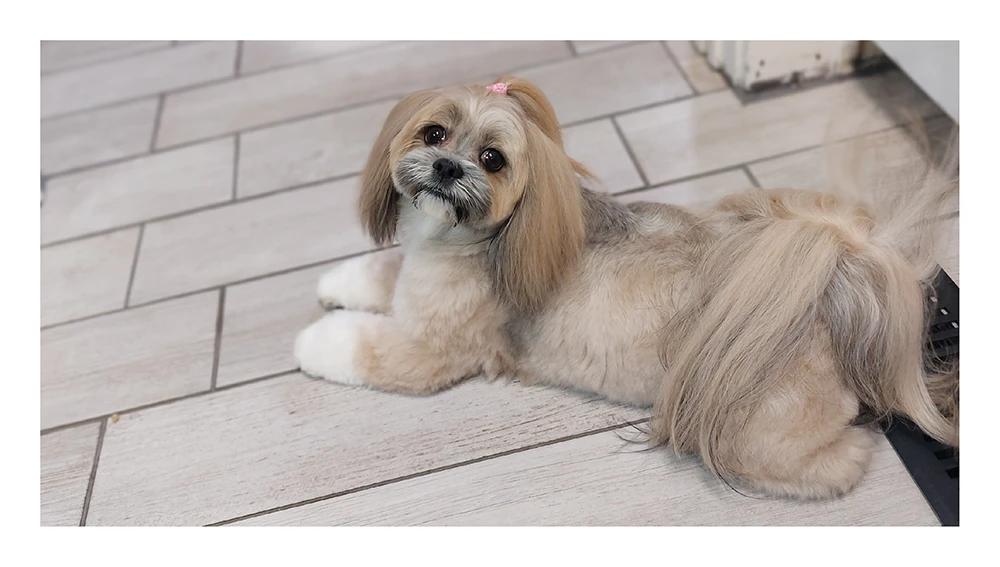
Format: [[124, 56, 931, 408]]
[[432, 158, 464, 181]]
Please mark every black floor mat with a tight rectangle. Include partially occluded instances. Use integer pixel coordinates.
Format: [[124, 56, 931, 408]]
[[883, 268, 959, 526]]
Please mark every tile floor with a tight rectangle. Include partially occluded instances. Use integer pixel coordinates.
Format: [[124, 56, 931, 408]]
[[40, 40, 959, 526]]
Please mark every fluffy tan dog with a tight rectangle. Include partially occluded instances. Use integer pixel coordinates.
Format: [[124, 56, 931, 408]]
[[294, 76, 959, 499]]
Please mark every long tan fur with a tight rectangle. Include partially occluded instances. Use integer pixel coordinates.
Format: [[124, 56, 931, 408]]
[[651, 119, 959, 493], [486, 120, 585, 314]]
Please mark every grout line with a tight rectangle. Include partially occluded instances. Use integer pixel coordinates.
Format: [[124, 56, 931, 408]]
[[160, 48, 584, 150], [561, 94, 698, 130], [566, 41, 578, 56], [41, 42, 178, 78], [659, 41, 699, 95], [231, 134, 241, 200], [233, 41, 244, 77], [566, 40, 644, 58], [42, 39, 632, 159], [137, 247, 386, 310], [123, 225, 145, 308], [42, 40, 649, 179], [40, 41, 402, 123], [78, 418, 107, 526], [45, 81, 671, 184], [41, 171, 361, 249], [148, 94, 166, 152], [42, 73, 235, 124], [611, 164, 750, 198], [742, 165, 762, 188], [610, 116, 650, 189], [234, 42, 400, 77], [45, 94, 401, 179], [47, 44, 698, 181], [48, 77, 620, 181], [40, 245, 391, 332], [612, 114, 950, 200], [209, 418, 652, 526], [41, 370, 298, 437], [42, 416, 106, 437], [210, 289, 226, 391], [219, 41, 404, 83], [41, 93, 698, 239], [41, 288, 223, 331]]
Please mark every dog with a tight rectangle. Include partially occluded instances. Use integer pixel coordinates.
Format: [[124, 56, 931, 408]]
[[293, 76, 959, 499]]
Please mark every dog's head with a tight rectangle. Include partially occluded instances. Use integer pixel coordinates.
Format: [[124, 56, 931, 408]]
[[359, 76, 587, 313]]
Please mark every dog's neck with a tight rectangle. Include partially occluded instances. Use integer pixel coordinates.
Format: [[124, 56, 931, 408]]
[[395, 197, 493, 257]]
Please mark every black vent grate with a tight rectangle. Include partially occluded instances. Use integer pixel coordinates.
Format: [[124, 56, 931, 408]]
[[883, 268, 959, 526]]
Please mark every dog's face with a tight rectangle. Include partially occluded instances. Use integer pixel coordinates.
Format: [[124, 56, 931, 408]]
[[387, 87, 529, 230], [358, 76, 588, 314]]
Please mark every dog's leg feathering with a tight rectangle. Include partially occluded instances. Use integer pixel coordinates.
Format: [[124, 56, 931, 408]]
[[294, 311, 373, 386], [294, 310, 474, 395]]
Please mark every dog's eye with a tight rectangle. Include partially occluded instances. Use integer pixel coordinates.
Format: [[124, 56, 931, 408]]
[[423, 125, 447, 146], [480, 148, 505, 172]]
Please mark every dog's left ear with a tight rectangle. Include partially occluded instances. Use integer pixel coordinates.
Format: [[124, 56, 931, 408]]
[[488, 83, 585, 315]]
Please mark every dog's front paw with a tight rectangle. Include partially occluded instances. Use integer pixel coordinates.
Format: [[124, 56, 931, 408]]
[[316, 252, 399, 312], [293, 312, 369, 386]]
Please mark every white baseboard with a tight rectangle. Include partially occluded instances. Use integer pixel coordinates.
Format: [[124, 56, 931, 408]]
[[695, 41, 863, 91]]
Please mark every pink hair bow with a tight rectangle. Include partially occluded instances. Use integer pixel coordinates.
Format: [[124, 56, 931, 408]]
[[486, 82, 508, 95]]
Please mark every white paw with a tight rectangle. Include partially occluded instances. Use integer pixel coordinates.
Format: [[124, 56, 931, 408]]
[[293, 312, 370, 386], [316, 254, 392, 311]]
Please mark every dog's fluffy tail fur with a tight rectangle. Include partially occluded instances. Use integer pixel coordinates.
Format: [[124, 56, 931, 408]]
[[652, 120, 959, 478]]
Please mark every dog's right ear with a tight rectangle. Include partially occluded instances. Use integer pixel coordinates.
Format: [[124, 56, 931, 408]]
[[359, 90, 438, 246]]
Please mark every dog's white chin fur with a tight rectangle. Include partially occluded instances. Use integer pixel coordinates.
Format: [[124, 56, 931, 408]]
[[413, 192, 457, 224]]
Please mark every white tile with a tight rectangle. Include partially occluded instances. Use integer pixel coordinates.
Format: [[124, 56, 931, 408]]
[[237, 100, 397, 197], [129, 177, 370, 304], [41, 41, 172, 74], [665, 41, 727, 93], [157, 41, 572, 147], [616, 72, 937, 186], [42, 41, 237, 119], [41, 98, 159, 175], [40, 292, 218, 430], [519, 42, 692, 126], [571, 41, 629, 54], [749, 118, 959, 214], [41, 138, 234, 245], [41, 228, 139, 327], [86, 374, 644, 525], [239, 41, 388, 74], [216, 262, 333, 387], [618, 170, 754, 210], [562, 119, 643, 193], [41, 422, 101, 526], [238, 430, 936, 526]]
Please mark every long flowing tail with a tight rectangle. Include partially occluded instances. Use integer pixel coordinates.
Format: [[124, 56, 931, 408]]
[[651, 120, 959, 476]]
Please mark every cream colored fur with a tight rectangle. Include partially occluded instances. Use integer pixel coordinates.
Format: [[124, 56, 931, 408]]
[[294, 77, 959, 500]]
